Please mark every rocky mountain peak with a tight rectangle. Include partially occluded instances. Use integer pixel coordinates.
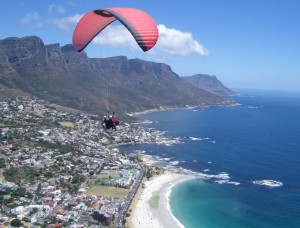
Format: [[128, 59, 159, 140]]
[[183, 74, 237, 96]]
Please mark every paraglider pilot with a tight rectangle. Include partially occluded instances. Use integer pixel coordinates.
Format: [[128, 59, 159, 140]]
[[102, 114, 119, 130]]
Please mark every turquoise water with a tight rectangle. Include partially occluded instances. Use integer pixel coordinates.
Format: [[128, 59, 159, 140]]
[[119, 89, 300, 227]]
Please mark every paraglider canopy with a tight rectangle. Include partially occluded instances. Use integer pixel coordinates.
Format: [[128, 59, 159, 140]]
[[72, 8, 159, 52]]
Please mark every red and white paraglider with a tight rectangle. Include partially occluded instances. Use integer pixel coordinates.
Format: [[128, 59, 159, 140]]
[[72, 8, 159, 131], [72, 8, 159, 52]]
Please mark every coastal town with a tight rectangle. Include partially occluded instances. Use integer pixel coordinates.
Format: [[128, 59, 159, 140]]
[[0, 97, 180, 228]]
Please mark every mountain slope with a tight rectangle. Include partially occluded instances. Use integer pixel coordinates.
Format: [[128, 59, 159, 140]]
[[183, 74, 238, 96], [0, 36, 235, 116]]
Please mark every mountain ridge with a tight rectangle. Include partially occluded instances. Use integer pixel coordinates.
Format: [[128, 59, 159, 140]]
[[0, 36, 236, 117], [183, 74, 238, 96]]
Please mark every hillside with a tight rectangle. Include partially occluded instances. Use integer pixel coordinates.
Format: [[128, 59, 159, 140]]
[[183, 74, 238, 96], [0, 36, 235, 117]]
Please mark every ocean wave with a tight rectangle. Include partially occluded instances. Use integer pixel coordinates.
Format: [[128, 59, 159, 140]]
[[133, 150, 146, 154], [247, 105, 264, 109], [215, 172, 230, 180], [214, 180, 241, 185], [167, 184, 186, 228], [142, 120, 153, 124], [155, 138, 182, 145], [252, 179, 283, 187], [193, 171, 243, 186], [189, 137, 203, 141], [188, 136, 215, 142], [169, 161, 179, 166], [195, 171, 230, 180]]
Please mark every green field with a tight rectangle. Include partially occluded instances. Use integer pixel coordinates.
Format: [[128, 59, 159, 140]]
[[0, 169, 4, 181], [97, 172, 120, 180], [86, 185, 129, 199], [59, 122, 75, 128]]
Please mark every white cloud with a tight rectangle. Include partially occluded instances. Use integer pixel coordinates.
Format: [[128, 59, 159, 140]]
[[93, 24, 208, 56], [93, 25, 140, 50], [20, 12, 41, 26], [156, 24, 209, 56], [66, 0, 79, 7], [50, 14, 208, 57], [48, 4, 65, 15], [52, 14, 82, 31]]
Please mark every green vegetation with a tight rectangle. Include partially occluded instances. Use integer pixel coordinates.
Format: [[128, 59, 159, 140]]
[[97, 172, 120, 180], [4, 167, 41, 185], [71, 173, 85, 184], [37, 140, 74, 154], [146, 170, 153, 180], [55, 173, 84, 194], [86, 185, 129, 199], [59, 121, 75, 128], [145, 166, 163, 180], [28, 208, 38, 216], [0, 157, 5, 168], [0, 169, 4, 181], [63, 183, 80, 194], [10, 218, 22, 227], [0, 186, 31, 205], [148, 195, 160, 209], [128, 155, 142, 163]]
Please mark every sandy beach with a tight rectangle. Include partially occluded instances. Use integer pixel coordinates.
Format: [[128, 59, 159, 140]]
[[128, 171, 195, 228], [127, 105, 199, 116]]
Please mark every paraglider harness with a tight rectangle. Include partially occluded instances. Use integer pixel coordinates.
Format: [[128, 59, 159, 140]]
[[102, 111, 119, 130]]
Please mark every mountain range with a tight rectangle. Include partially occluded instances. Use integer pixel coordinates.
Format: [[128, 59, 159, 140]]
[[183, 74, 238, 96], [0, 36, 236, 117]]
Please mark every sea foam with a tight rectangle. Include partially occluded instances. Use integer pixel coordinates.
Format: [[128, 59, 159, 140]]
[[215, 180, 241, 185], [189, 137, 203, 141], [252, 179, 283, 187]]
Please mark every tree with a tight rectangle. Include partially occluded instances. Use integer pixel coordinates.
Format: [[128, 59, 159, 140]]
[[71, 174, 84, 184], [146, 170, 152, 180], [15, 187, 26, 197], [0, 195, 4, 203], [10, 218, 22, 227]]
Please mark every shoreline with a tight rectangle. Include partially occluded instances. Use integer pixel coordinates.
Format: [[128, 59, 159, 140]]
[[127, 106, 197, 116], [123, 102, 239, 227], [127, 102, 240, 117], [127, 166, 196, 228]]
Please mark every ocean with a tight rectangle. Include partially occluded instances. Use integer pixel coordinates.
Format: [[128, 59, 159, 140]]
[[118, 89, 300, 228]]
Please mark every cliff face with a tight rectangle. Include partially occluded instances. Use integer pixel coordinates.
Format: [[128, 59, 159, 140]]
[[0, 36, 235, 115], [183, 74, 238, 96]]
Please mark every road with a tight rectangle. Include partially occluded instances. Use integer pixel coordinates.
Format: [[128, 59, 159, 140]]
[[116, 163, 144, 228]]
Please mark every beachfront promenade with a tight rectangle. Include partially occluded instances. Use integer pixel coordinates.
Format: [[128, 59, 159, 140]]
[[116, 163, 144, 228]]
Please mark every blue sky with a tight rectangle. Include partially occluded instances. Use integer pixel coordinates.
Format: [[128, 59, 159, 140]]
[[1, 0, 300, 91]]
